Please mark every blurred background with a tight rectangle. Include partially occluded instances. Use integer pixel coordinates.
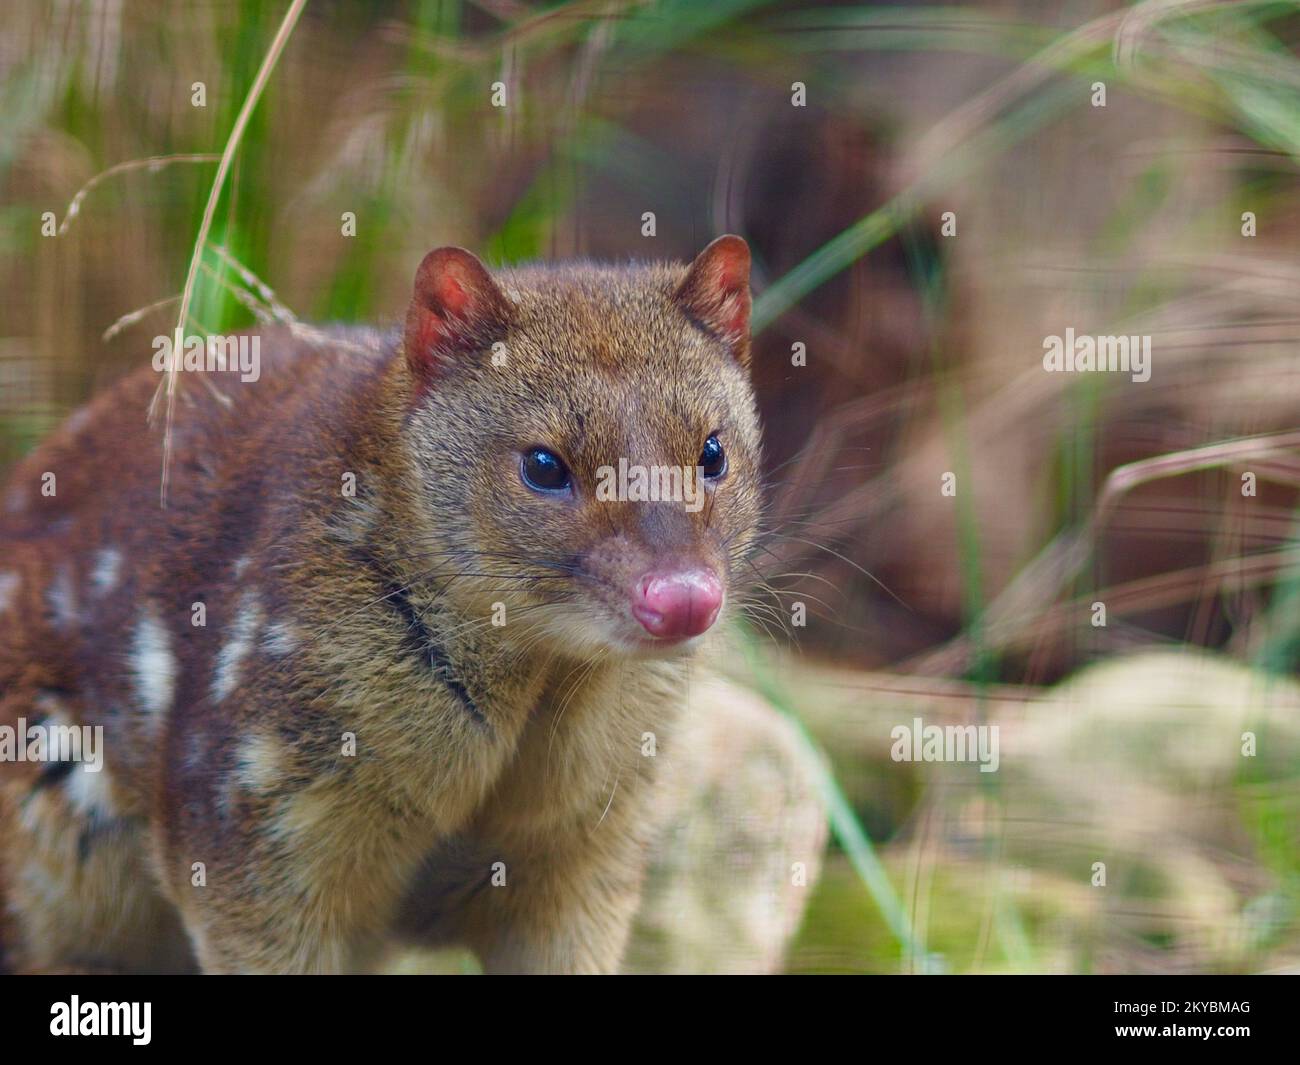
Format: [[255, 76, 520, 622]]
[[2, 0, 1299, 973]]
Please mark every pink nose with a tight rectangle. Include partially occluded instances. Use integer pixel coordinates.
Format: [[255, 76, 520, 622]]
[[632, 569, 723, 640]]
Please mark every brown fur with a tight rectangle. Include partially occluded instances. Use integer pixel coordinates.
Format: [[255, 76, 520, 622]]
[[0, 238, 763, 973]]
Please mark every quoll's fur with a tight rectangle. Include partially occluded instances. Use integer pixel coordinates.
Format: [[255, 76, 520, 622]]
[[0, 237, 763, 973]]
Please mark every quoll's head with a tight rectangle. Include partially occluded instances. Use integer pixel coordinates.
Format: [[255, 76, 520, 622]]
[[400, 236, 763, 657]]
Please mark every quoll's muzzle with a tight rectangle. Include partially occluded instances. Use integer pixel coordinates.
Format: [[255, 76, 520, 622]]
[[631, 568, 723, 640]]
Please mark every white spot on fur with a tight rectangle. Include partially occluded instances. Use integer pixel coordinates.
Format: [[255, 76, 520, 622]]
[[63, 406, 93, 435], [232, 556, 251, 580], [90, 547, 123, 597], [34, 691, 72, 724], [132, 607, 177, 720], [47, 565, 78, 630], [0, 570, 19, 613], [261, 618, 300, 656], [17, 789, 53, 835], [234, 732, 283, 795], [65, 762, 114, 818], [213, 591, 263, 704]]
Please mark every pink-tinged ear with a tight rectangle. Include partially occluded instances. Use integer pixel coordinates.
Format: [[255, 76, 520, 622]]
[[404, 246, 510, 378], [674, 234, 752, 367]]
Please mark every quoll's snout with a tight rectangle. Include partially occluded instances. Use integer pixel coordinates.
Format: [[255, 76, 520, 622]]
[[631, 568, 723, 640]]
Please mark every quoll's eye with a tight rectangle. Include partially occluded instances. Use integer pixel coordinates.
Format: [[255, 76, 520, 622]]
[[699, 434, 727, 480], [521, 447, 572, 493]]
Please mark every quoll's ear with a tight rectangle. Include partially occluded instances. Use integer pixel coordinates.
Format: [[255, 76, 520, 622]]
[[673, 234, 752, 368], [404, 246, 511, 378]]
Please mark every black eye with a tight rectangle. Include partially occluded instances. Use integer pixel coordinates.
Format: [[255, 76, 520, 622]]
[[699, 434, 727, 479], [520, 447, 571, 493]]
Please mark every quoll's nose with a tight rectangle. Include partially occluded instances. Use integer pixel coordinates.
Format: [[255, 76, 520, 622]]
[[632, 568, 723, 640]]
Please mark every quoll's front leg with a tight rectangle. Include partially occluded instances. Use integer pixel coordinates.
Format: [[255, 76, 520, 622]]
[[172, 812, 422, 974], [161, 745, 431, 974], [459, 820, 652, 975]]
